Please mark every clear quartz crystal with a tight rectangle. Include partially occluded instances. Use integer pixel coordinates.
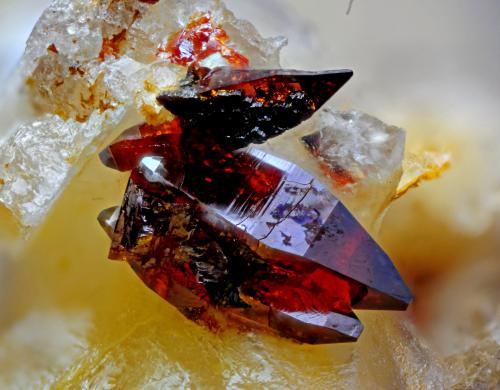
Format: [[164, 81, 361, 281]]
[[0, 110, 125, 226], [0, 0, 285, 228], [0, 1, 498, 388], [264, 109, 405, 228]]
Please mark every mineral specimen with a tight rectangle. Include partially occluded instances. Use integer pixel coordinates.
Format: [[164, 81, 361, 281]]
[[158, 66, 353, 150], [2, 0, 496, 387], [0, 0, 285, 228], [99, 66, 412, 343]]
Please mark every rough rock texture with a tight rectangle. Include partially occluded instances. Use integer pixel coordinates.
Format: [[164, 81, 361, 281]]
[[0, 0, 285, 228], [1, 0, 497, 388]]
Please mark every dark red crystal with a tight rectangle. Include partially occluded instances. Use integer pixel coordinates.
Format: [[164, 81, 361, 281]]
[[158, 67, 353, 150], [98, 66, 412, 344]]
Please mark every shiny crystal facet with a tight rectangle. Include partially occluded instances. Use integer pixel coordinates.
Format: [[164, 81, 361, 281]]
[[99, 67, 412, 344], [302, 109, 406, 227], [0, 0, 285, 228]]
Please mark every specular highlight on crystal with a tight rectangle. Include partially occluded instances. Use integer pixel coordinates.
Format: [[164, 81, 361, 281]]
[[0, 0, 286, 228], [99, 66, 412, 344]]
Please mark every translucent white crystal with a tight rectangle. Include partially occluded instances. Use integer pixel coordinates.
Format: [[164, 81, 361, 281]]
[[308, 109, 405, 227], [0, 109, 125, 227], [264, 109, 405, 228], [307, 109, 405, 183], [0, 0, 285, 228]]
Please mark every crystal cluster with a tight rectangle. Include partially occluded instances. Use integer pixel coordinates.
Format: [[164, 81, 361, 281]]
[[99, 65, 412, 343], [0, 0, 285, 227]]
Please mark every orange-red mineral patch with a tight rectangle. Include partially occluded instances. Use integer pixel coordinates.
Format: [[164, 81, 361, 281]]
[[99, 29, 128, 61], [47, 43, 58, 54], [158, 13, 249, 68]]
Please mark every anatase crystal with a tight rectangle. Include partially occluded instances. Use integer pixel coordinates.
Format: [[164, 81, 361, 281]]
[[98, 65, 412, 344]]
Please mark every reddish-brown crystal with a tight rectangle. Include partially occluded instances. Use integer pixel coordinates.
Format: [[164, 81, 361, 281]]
[[101, 119, 183, 172], [47, 43, 58, 54], [241, 258, 365, 315], [99, 66, 412, 344], [158, 13, 249, 68], [109, 177, 365, 342]]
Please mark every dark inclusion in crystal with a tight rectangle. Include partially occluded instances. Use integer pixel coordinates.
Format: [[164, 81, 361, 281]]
[[98, 66, 412, 344]]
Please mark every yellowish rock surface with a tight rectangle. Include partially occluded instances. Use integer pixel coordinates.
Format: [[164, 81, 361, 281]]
[[1, 124, 497, 388]]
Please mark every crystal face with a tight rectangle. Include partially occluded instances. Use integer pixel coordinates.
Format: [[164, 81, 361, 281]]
[[158, 13, 250, 68], [0, 0, 285, 228], [301, 109, 406, 227], [158, 66, 353, 150], [302, 109, 406, 190], [99, 67, 412, 344]]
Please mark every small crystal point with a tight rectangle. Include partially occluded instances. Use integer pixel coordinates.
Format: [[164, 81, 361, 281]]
[[99, 121, 183, 174], [98, 148, 119, 171], [269, 309, 364, 343], [98, 206, 120, 238], [305, 201, 413, 310], [98, 125, 144, 172]]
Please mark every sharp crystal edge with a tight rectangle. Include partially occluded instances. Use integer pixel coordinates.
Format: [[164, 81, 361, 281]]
[[98, 66, 412, 344], [157, 67, 354, 150]]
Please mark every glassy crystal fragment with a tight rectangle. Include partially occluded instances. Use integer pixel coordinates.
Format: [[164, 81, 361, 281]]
[[99, 66, 411, 343], [97, 206, 120, 238], [303, 110, 405, 187]]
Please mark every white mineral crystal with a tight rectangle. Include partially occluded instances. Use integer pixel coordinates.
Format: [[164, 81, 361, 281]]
[[306, 109, 405, 184], [0, 110, 124, 226], [306, 109, 406, 227], [0, 0, 286, 229], [264, 109, 405, 228]]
